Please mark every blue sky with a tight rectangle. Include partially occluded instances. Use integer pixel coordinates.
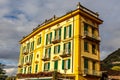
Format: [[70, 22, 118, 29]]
[[0, 0, 120, 76]]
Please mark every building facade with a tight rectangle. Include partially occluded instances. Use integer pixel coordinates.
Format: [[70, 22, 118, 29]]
[[17, 2, 103, 80]]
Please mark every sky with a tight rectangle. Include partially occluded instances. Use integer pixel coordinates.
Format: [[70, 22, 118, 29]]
[[0, 0, 120, 76]]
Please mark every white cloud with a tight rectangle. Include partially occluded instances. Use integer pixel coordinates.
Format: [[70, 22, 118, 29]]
[[4, 68, 17, 76]]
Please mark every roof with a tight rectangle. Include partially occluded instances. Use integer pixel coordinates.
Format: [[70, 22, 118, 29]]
[[19, 2, 103, 44]]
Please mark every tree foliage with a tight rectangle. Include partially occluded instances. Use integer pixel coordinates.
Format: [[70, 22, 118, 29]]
[[0, 63, 7, 80], [111, 66, 120, 71]]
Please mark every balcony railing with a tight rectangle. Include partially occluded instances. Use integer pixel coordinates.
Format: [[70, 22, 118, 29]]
[[18, 63, 23, 68], [60, 50, 71, 58], [83, 68, 102, 77], [23, 50, 29, 55], [25, 61, 31, 65], [42, 56, 50, 61], [52, 36, 61, 44], [83, 31, 101, 42]]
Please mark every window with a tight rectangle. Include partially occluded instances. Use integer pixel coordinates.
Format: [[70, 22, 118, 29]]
[[92, 28, 95, 35], [84, 58, 88, 69], [22, 46, 26, 53], [54, 28, 61, 40], [54, 60, 58, 70], [84, 23, 88, 35], [44, 62, 50, 71], [92, 44, 96, 54], [29, 54, 33, 63], [64, 42, 71, 54], [29, 66, 32, 73], [84, 23, 88, 31], [54, 45, 60, 54], [30, 41, 34, 51], [25, 56, 28, 62], [24, 67, 26, 74], [45, 47, 51, 58], [64, 24, 72, 39], [92, 62, 96, 70], [27, 42, 30, 52], [35, 64, 38, 73], [37, 36, 41, 45], [62, 59, 71, 70], [92, 61, 96, 75], [21, 69, 23, 73], [92, 28, 96, 38], [46, 32, 52, 45], [28, 66, 32, 73], [84, 58, 88, 74], [84, 41, 88, 52]]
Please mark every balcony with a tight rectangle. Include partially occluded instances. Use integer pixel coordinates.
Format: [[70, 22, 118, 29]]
[[83, 31, 101, 42], [23, 50, 29, 55], [25, 61, 31, 66], [18, 63, 23, 68], [52, 36, 61, 44], [35, 60, 39, 63], [83, 68, 102, 77], [60, 50, 71, 58], [42, 56, 50, 61]]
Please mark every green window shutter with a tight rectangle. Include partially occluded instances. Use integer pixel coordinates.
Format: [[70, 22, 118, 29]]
[[22, 57, 24, 63], [26, 56, 28, 62], [31, 55, 32, 62], [58, 45, 60, 53], [68, 42, 71, 53], [30, 66, 31, 73], [62, 60, 64, 70], [37, 38, 39, 45], [64, 27, 66, 39], [31, 41, 34, 50], [21, 69, 23, 73], [84, 41, 88, 51], [49, 48, 51, 58], [84, 23, 88, 31], [44, 63, 45, 71], [29, 55, 30, 62], [92, 44, 96, 54], [40, 37, 41, 44], [48, 62, 50, 70], [31, 42, 33, 50], [33, 41, 34, 50], [69, 24, 72, 37], [27, 43, 30, 51], [59, 28, 61, 39], [68, 59, 71, 69], [84, 59, 88, 69], [46, 34, 48, 45], [35, 64, 38, 73], [92, 62, 95, 70], [45, 49, 47, 57], [24, 67, 26, 74], [54, 60, 58, 70], [54, 46, 56, 54], [30, 43, 31, 51], [50, 32, 52, 44], [55, 30, 56, 39]]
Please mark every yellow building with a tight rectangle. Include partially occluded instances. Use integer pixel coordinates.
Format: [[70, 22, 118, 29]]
[[17, 2, 103, 80]]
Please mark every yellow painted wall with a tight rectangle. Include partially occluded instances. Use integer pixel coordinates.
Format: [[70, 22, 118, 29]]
[[18, 7, 102, 80]]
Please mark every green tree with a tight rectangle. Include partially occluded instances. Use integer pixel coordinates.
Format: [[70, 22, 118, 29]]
[[111, 66, 120, 71], [0, 63, 7, 80]]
